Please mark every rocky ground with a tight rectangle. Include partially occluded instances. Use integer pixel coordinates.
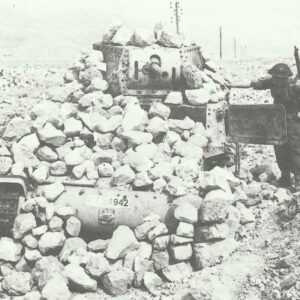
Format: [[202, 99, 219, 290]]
[[1, 56, 300, 300]]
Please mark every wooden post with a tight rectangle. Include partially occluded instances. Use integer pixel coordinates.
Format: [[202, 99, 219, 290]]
[[219, 26, 223, 59], [175, 1, 180, 34]]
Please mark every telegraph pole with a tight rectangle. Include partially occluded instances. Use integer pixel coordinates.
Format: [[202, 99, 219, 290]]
[[170, 1, 182, 34], [219, 26, 223, 59]]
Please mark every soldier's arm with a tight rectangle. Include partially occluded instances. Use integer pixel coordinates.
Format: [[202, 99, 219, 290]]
[[229, 77, 271, 90]]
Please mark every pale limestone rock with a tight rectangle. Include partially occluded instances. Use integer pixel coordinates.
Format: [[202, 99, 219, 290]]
[[38, 232, 66, 255], [64, 264, 97, 292], [13, 213, 37, 240], [0, 238, 22, 262], [164, 91, 183, 105], [174, 202, 198, 224], [176, 222, 194, 238], [161, 262, 193, 282], [38, 123, 66, 147], [170, 243, 193, 262], [111, 165, 135, 186], [42, 182, 65, 202], [105, 226, 139, 260], [149, 102, 170, 120]]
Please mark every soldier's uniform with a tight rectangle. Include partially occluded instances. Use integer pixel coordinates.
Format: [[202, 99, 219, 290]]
[[250, 68, 300, 189]]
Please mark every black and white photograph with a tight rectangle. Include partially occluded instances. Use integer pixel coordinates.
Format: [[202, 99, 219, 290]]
[[0, 0, 300, 299]]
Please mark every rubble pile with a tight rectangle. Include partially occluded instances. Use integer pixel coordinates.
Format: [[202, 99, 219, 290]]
[[0, 165, 262, 297], [0, 49, 215, 195], [0, 27, 281, 299]]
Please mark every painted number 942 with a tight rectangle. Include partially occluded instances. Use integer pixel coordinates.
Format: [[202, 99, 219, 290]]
[[112, 196, 129, 207]]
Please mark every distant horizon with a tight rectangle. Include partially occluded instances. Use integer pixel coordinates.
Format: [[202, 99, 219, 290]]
[[0, 0, 299, 64]]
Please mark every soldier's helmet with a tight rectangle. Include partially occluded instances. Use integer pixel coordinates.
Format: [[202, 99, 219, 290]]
[[268, 63, 293, 78]]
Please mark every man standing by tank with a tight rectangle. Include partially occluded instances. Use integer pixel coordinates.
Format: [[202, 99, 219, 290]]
[[230, 63, 300, 191]]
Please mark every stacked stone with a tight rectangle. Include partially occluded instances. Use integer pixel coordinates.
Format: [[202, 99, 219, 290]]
[[0, 48, 211, 197], [0, 172, 255, 298]]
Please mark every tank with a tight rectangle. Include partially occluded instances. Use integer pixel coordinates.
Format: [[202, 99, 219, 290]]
[[93, 43, 227, 161]]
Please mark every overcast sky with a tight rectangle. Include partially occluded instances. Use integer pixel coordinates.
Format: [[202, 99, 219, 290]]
[[0, 0, 299, 63]]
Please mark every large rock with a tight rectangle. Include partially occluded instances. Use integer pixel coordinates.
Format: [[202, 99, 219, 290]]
[[38, 123, 66, 147], [24, 248, 42, 263], [38, 232, 66, 255], [164, 91, 183, 105], [47, 82, 83, 103], [87, 239, 109, 253], [166, 176, 188, 196], [64, 264, 97, 292], [36, 146, 58, 163], [0, 237, 22, 262], [151, 250, 170, 271], [185, 88, 214, 105], [149, 162, 174, 180], [119, 130, 153, 146], [123, 149, 153, 172], [161, 262, 193, 282], [182, 64, 204, 89], [103, 268, 134, 296], [149, 102, 170, 120], [148, 223, 168, 241], [175, 158, 199, 182], [59, 237, 87, 263], [134, 220, 159, 241], [133, 257, 154, 288], [192, 238, 238, 270], [143, 271, 163, 294], [79, 91, 112, 109], [198, 198, 230, 224], [134, 172, 153, 188], [41, 274, 71, 300], [18, 133, 40, 152], [170, 244, 193, 262], [146, 116, 168, 138], [49, 216, 64, 232], [168, 117, 195, 133], [32, 256, 65, 289], [105, 226, 139, 260], [84, 50, 104, 68], [3, 117, 31, 142], [121, 103, 148, 131], [11, 142, 39, 168], [85, 253, 110, 278], [2, 271, 33, 296], [42, 182, 65, 202], [112, 26, 134, 45], [79, 67, 103, 86], [194, 223, 229, 242], [50, 161, 67, 176], [130, 28, 154, 46], [63, 118, 83, 137], [85, 78, 108, 93], [66, 216, 81, 237], [176, 222, 194, 238], [13, 213, 37, 240], [174, 201, 198, 224], [153, 235, 170, 251], [111, 165, 135, 186], [158, 30, 184, 48], [0, 156, 13, 175]]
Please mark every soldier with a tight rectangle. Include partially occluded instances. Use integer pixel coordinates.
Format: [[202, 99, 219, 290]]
[[230, 63, 300, 191]]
